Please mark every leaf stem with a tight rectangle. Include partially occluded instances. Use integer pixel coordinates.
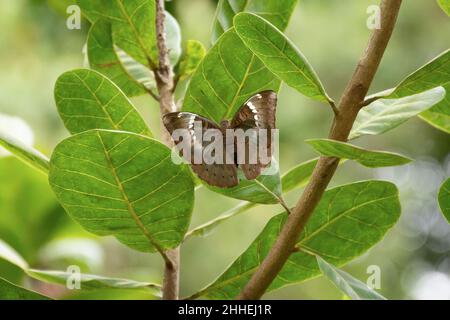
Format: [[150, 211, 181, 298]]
[[236, 0, 403, 300]]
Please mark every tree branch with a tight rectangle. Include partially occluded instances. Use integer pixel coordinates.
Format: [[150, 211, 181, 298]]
[[236, 0, 403, 300], [154, 0, 180, 300]]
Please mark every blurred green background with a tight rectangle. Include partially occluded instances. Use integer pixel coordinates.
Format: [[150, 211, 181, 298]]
[[0, 0, 449, 299]]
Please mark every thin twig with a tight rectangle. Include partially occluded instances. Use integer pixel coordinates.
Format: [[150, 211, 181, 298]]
[[236, 0, 403, 300], [155, 0, 179, 300]]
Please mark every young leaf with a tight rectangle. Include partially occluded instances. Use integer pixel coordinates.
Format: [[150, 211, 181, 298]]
[[234, 13, 332, 103], [0, 131, 50, 175], [55, 69, 152, 136], [437, 0, 450, 16], [48, 130, 194, 253], [178, 40, 206, 81], [87, 19, 148, 97], [306, 139, 412, 168], [211, 0, 298, 43], [386, 49, 450, 134], [0, 239, 160, 295], [439, 178, 450, 223], [206, 159, 282, 205], [192, 180, 400, 299], [182, 29, 280, 123], [0, 277, 51, 300], [316, 256, 386, 300], [350, 87, 446, 139]]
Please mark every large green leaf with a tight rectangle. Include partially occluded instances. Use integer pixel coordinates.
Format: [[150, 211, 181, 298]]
[[183, 29, 280, 123], [350, 87, 446, 139], [49, 130, 194, 253], [234, 13, 331, 103], [439, 178, 450, 223], [316, 256, 386, 300], [192, 180, 400, 299], [211, 0, 298, 43], [206, 159, 283, 205], [0, 239, 161, 295], [437, 0, 450, 16], [78, 0, 158, 67], [0, 130, 49, 175], [178, 40, 207, 81], [306, 139, 411, 168], [55, 69, 151, 136], [87, 19, 148, 97], [386, 49, 450, 134], [0, 277, 50, 300]]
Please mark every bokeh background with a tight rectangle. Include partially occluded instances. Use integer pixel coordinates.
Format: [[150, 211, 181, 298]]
[[0, 0, 449, 299]]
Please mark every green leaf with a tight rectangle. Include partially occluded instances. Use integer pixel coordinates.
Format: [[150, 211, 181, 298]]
[[211, 0, 298, 43], [185, 202, 254, 240], [182, 29, 280, 123], [186, 158, 324, 241], [178, 40, 207, 81], [193, 180, 400, 299], [0, 238, 160, 295], [49, 130, 195, 253], [438, 178, 450, 223], [0, 130, 49, 175], [386, 49, 450, 134], [87, 19, 148, 97], [281, 158, 318, 193], [27, 269, 161, 295], [306, 139, 412, 168], [316, 256, 386, 300], [116, 48, 156, 92], [437, 0, 450, 16], [0, 277, 51, 300], [55, 69, 152, 136], [0, 159, 72, 265], [234, 13, 332, 103], [206, 159, 283, 205], [350, 87, 446, 139], [78, 0, 158, 67]]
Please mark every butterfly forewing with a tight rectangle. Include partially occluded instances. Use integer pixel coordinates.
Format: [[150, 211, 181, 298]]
[[163, 112, 239, 188], [230, 90, 277, 180]]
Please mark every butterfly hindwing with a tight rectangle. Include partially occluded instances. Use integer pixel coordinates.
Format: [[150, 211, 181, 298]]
[[163, 112, 239, 188], [230, 90, 277, 180]]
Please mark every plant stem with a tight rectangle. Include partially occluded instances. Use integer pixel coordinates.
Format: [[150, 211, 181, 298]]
[[236, 0, 403, 300], [154, 0, 179, 300]]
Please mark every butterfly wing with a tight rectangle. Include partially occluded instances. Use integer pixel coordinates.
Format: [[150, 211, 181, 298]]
[[230, 90, 277, 180], [163, 112, 239, 188]]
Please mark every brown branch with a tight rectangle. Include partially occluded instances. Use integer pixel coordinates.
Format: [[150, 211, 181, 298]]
[[236, 0, 403, 300], [155, 0, 180, 300]]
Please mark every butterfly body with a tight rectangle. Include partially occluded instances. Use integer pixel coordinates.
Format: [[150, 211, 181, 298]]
[[163, 90, 277, 188]]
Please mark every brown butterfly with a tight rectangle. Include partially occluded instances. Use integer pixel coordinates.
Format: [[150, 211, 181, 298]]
[[163, 90, 277, 188]]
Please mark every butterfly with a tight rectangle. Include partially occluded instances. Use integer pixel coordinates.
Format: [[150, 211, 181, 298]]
[[163, 90, 277, 188]]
